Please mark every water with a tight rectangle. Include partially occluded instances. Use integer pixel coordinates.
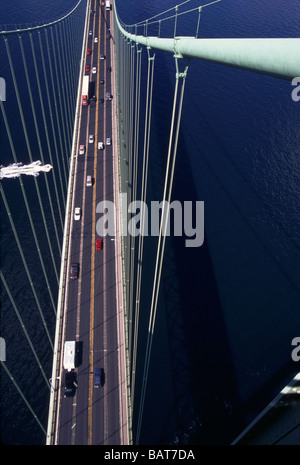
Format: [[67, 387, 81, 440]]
[[1, 0, 300, 445]]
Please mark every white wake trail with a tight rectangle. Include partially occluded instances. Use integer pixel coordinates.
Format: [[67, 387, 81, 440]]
[[0, 161, 53, 179]]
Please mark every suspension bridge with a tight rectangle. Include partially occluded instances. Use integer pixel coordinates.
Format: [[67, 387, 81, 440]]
[[0, 0, 299, 446]]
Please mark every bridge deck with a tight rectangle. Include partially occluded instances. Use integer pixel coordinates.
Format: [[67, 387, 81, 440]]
[[47, 0, 129, 445]]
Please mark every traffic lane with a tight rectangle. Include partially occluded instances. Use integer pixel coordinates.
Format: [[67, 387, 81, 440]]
[[57, 150, 87, 444], [73, 191, 94, 445], [58, 197, 90, 443], [92, 244, 106, 444], [97, 111, 121, 445], [57, 0, 101, 445], [73, 70, 104, 444], [103, 246, 120, 445], [61, 91, 95, 444]]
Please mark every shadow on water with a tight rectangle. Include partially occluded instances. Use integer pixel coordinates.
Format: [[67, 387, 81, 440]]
[[158, 144, 242, 445], [133, 64, 242, 444]]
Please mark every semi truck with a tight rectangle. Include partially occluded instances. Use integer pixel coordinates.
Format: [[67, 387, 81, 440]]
[[82, 75, 90, 106], [63, 341, 76, 371]]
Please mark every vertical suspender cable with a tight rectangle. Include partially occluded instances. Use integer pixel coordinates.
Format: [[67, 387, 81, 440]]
[[0, 270, 53, 377], [0, 360, 47, 435], [37, 30, 65, 231], [131, 47, 155, 407], [136, 58, 189, 444], [18, 34, 60, 282], [29, 31, 63, 255], [1, 185, 54, 348], [45, 28, 68, 201], [128, 44, 142, 375], [2, 41, 58, 313], [50, 26, 69, 186]]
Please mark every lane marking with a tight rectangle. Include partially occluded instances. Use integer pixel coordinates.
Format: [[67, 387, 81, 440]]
[[88, 1, 101, 445]]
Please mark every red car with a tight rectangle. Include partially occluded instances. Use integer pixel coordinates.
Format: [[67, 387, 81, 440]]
[[85, 64, 90, 72], [87, 48, 91, 55], [96, 239, 103, 251]]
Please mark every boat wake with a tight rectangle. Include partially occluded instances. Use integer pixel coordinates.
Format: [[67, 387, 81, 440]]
[[0, 161, 52, 179]]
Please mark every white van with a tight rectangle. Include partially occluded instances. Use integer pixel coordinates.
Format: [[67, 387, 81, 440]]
[[86, 175, 92, 187]]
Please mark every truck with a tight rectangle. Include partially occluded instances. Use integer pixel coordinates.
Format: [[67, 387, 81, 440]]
[[63, 341, 76, 371], [106, 1, 111, 11], [82, 75, 90, 106]]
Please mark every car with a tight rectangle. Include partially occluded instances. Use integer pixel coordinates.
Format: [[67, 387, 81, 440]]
[[94, 368, 104, 388], [92, 66, 96, 74], [99, 97, 104, 104], [64, 371, 77, 397], [89, 30, 92, 36], [94, 37, 98, 43], [87, 48, 91, 55], [86, 175, 92, 187], [96, 238, 103, 250], [100, 79, 104, 85], [89, 134, 94, 143], [85, 64, 90, 72], [98, 142, 104, 150], [106, 137, 111, 145], [106, 33, 111, 39], [107, 66, 111, 72], [90, 95, 97, 103], [79, 145, 85, 155], [106, 91, 112, 100], [70, 263, 79, 280], [74, 207, 81, 221], [100, 53, 105, 60]]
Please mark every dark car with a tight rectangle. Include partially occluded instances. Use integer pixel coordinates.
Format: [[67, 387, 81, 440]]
[[70, 263, 79, 280], [107, 66, 111, 72], [94, 368, 104, 388], [64, 371, 77, 397], [100, 79, 104, 85], [96, 239, 103, 251], [90, 95, 97, 103], [99, 97, 104, 104]]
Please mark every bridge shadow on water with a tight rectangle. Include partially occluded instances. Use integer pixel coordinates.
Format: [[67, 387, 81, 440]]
[[133, 82, 244, 445], [145, 185, 242, 445]]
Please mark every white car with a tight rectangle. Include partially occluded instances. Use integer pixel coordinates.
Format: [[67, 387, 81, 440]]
[[94, 37, 98, 43], [74, 207, 81, 221], [106, 137, 111, 145], [92, 67, 97, 74], [79, 145, 85, 155], [89, 134, 94, 143], [98, 142, 104, 150]]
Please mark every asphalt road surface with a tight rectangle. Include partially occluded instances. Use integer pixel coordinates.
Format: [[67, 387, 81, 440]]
[[51, 1, 127, 445]]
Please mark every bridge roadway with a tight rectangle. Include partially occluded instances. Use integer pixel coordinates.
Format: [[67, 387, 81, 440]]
[[50, 1, 128, 445]]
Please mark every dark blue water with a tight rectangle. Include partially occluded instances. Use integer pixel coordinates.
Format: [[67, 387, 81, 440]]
[[117, 0, 300, 445], [1, 0, 300, 445]]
